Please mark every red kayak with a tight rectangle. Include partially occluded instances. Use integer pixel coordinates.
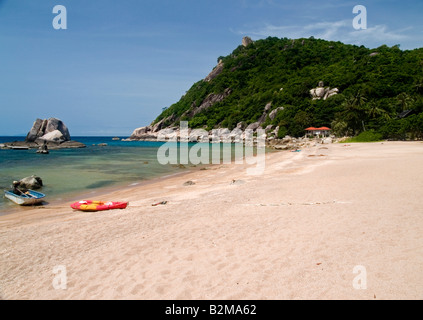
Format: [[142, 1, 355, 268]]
[[71, 200, 128, 212]]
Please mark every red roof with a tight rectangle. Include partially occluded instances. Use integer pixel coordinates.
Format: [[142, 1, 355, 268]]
[[305, 127, 331, 131]]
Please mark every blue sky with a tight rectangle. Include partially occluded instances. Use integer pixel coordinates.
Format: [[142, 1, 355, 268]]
[[0, 0, 422, 136]]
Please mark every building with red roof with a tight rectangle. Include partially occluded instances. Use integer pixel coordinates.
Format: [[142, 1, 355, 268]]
[[305, 127, 331, 137]]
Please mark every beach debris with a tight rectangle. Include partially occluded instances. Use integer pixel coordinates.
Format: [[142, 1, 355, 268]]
[[152, 201, 168, 207], [183, 181, 196, 186], [230, 179, 246, 185]]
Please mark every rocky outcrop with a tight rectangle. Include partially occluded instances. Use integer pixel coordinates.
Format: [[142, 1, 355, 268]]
[[242, 36, 253, 47], [26, 118, 71, 142], [3, 140, 86, 150], [127, 100, 288, 143], [193, 88, 232, 116], [3, 118, 85, 150], [205, 60, 224, 82], [269, 107, 284, 121], [310, 81, 339, 100], [17, 175, 43, 190]]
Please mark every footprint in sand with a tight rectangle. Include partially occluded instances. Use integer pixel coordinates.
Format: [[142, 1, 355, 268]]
[[130, 283, 145, 296]]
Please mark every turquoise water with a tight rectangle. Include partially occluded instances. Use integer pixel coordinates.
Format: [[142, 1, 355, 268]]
[[0, 137, 188, 214], [0, 137, 253, 215]]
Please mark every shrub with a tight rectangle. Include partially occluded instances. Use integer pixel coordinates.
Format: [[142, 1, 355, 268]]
[[344, 130, 383, 143]]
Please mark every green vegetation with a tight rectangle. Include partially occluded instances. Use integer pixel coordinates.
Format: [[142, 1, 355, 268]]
[[154, 37, 423, 139], [343, 130, 383, 143]]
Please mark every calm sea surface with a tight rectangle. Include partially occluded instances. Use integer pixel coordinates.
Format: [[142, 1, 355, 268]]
[[0, 137, 249, 215], [0, 137, 186, 214]]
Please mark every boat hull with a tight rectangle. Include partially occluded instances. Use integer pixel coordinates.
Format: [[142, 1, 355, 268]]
[[4, 190, 46, 206]]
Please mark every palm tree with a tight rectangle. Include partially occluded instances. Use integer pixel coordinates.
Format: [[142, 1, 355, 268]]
[[396, 93, 413, 112], [341, 91, 368, 134], [366, 101, 391, 121], [414, 78, 423, 94]]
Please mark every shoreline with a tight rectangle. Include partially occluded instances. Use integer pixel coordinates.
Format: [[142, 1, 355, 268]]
[[0, 141, 422, 300], [0, 165, 198, 218]]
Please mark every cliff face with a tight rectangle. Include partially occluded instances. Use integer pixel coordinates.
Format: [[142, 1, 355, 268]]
[[128, 36, 423, 139]]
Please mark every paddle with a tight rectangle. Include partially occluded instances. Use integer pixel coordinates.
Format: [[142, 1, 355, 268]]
[[25, 192, 38, 199], [15, 189, 37, 198]]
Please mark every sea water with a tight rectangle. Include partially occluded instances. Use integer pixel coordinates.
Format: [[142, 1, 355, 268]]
[[0, 137, 183, 214], [0, 137, 248, 215]]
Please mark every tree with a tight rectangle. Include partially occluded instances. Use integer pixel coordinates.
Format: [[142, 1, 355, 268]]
[[331, 119, 350, 137], [396, 93, 413, 112], [341, 91, 368, 134], [366, 101, 390, 121]]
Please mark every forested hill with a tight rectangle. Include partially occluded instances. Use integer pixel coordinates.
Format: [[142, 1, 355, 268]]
[[149, 37, 423, 139]]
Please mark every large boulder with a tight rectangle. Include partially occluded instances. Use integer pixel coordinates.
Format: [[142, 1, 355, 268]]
[[17, 175, 43, 190], [310, 81, 339, 101], [41, 130, 65, 142], [26, 118, 71, 142]]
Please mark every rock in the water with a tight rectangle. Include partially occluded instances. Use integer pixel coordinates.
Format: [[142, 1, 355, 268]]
[[18, 175, 43, 190], [41, 130, 65, 142], [26, 118, 71, 142]]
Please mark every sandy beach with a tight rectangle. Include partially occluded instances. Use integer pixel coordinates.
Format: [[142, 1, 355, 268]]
[[0, 141, 422, 300]]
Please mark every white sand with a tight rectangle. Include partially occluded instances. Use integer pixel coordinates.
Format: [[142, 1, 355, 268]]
[[0, 141, 422, 300]]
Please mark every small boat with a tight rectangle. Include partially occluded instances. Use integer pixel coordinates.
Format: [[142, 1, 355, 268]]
[[4, 190, 46, 206], [71, 200, 128, 212]]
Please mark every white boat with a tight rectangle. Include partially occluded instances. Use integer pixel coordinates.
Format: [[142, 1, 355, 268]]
[[4, 190, 46, 206]]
